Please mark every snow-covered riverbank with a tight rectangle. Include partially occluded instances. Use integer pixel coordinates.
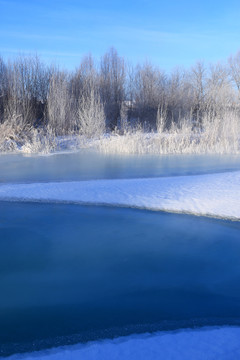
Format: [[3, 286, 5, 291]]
[[6, 326, 240, 360], [0, 171, 240, 220]]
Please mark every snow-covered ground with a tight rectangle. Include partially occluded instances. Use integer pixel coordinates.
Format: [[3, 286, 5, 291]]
[[0, 171, 240, 220], [7, 326, 240, 360]]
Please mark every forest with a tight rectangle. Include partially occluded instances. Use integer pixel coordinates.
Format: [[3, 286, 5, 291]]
[[1, 47, 240, 154]]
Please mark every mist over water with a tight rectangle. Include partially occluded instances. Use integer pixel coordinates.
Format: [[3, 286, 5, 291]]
[[1, 151, 240, 183]]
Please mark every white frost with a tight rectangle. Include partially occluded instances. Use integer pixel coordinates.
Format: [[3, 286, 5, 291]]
[[0, 171, 240, 219], [8, 326, 240, 360]]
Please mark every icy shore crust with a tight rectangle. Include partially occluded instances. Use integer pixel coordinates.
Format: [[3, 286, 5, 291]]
[[0, 171, 240, 219], [7, 326, 240, 360]]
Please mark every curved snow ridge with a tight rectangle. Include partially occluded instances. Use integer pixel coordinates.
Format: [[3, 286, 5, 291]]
[[0, 171, 240, 220], [7, 326, 240, 360]]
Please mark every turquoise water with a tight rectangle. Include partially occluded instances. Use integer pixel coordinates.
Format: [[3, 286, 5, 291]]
[[1, 151, 240, 357], [0, 202, 240, 356]]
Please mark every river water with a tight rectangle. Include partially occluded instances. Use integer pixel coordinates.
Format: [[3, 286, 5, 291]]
[[0, 151, 240, 356]]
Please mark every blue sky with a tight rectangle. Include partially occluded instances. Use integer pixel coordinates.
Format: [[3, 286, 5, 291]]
[[1, 0, 240, 71]]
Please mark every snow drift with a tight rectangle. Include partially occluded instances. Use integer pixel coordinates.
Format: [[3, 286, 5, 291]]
[[0, 171, 240, 220]]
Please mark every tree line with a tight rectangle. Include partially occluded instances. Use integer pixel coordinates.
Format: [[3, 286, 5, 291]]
[[1, 47, 240, 138]]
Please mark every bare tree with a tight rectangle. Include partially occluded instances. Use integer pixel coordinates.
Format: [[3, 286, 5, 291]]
[[70, 53, 97, 100], [3, 55, 51, 128], [133, 61, 167, 128], [100, 47, 125, 129], [205, 63, 234, 116], [165, 67, 193, 126], [228, 51, 240, 103], [189, 61, 207, 123]]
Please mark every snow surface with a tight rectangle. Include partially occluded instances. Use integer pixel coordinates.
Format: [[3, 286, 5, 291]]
[[0, 171, 240, 219], [7, 326, 240, 360]]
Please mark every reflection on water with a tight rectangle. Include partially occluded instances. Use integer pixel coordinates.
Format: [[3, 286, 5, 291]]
[[1, 202, 240, 356], [1, 151, 240, 183]]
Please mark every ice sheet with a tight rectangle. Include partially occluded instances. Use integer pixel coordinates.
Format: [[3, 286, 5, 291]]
[[0, 171, 240, 219]]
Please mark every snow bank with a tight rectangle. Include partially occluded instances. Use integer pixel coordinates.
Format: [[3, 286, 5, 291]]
[[0, 171, 240, 219], [7, 326, 240, 360]]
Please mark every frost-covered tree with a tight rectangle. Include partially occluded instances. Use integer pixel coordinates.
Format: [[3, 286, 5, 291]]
[[189, 61, 207, 123], [205, 63, 234, 116], [70, 54, 98, 101], [47, 71, 75, 135], [78, 89, 105, 138], [228, 51, 240, 103], [3, 55, 50, 128], [0, 56, 7, 123]]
